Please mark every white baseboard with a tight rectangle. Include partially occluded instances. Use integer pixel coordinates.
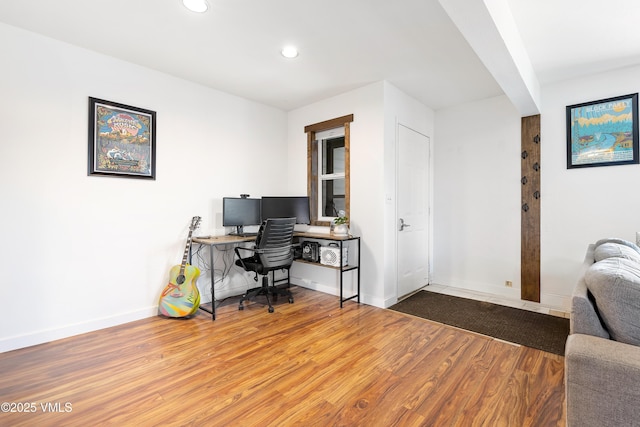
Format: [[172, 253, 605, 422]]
[[0, 306, 157, 353], [291, 277, 379, 308], [292, 277, 338, 296], [427, 280, 570, 312]]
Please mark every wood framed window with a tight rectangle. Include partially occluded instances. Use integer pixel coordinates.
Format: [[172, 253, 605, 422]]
[[304, 114, 353, 226]]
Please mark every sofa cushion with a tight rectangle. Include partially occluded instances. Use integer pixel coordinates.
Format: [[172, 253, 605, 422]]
[[585, 257, 640, 346], [595, 238, 640, 255], [594, 242, 640, 264]]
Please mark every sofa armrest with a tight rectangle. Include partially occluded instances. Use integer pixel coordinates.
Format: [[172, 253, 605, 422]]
[[565, 334, 640, 427], [571, 278, 610, 339]]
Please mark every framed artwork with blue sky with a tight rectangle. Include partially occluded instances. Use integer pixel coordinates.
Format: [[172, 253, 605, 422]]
[[566, 93, 638, 169]]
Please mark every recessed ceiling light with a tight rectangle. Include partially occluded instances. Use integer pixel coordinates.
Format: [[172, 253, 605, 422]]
[[183, 0, 209, 13], [281, 46, 299, 59]]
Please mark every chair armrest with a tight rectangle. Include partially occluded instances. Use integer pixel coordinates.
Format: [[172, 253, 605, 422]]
[[565, 334, 640, 426], [234, 246, 256, 270]]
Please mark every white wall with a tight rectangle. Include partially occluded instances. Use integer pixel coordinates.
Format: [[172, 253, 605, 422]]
[[0, 23, 288, 352], [286, 82, 386, 305], [434, 65, 640, 311], [541, 64, 640, 308], [433, 95, 522, 301]]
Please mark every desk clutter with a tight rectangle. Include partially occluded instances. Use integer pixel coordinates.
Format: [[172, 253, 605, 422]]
[[299, 241, 319, 262], [299, 241, 349, 267]]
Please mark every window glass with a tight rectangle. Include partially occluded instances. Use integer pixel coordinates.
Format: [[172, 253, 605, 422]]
[[322, 179, 345, 216], [320, 135, 345, 219], [322, 137, 345, 175]]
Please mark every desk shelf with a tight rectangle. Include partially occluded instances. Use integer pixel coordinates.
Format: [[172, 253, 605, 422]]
[[294, 234, 360, 308], [294, 259, 357, 270]]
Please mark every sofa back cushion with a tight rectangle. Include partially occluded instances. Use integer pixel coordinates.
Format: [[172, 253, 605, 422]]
[[594, 242, 640, 263], [595, 238, 640, 255], [585, 257, 640, 346]]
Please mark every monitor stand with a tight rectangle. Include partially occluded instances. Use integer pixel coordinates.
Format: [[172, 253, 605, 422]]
[[231, 226, 258, 237]]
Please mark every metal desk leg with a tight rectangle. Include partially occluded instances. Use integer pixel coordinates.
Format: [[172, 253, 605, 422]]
[[357, 238, 360, 303], [191, 243, 216, 320], [339, 240, 344, 308], [209, 244, 215, 320]]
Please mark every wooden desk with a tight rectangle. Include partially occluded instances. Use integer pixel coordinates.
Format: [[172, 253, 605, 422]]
[[193, 234, 256, 245], [191, 232, 360, 319]]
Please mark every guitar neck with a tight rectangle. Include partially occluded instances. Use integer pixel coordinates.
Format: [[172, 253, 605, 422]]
[[178, 229, 194, 276]]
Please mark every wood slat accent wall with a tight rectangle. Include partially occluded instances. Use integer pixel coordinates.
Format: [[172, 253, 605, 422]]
[[521, 114, 541, 302]]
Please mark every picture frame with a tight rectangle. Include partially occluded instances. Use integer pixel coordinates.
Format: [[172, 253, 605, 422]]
[[88, 97, 156, 179], [566, 93, 638, 169]]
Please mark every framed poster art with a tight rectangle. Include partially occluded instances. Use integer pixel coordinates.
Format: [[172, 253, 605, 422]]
[[566, 93, 638, 169], [88, 97, 156, 179]]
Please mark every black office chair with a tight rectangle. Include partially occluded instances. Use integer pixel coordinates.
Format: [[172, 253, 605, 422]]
[[234, 217, 296, 313]]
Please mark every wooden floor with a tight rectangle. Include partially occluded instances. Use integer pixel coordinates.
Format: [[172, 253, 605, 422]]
[[0, 287, 565, 426]]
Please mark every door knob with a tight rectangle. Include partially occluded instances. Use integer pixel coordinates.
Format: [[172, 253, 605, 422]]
[[399, 218, 411, 231]]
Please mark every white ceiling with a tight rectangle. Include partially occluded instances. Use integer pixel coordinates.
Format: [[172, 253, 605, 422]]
[[508, 0, 640, 85], [1, 0, 639, 112]]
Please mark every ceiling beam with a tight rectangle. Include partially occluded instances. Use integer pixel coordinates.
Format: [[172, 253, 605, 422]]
[[439, 0, 540, 116]]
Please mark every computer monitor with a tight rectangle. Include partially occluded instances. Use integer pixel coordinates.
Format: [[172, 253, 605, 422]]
[[222, 197, 262, 235], [261, 196, 311, 224]]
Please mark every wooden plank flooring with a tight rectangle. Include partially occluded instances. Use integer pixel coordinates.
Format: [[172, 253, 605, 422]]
[[0, 287, 565, 426]]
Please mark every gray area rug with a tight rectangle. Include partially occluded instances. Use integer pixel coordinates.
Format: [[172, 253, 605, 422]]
[[388, 290, 569, 356]]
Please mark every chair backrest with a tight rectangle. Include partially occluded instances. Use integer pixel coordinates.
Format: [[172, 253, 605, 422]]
[[255, 217, 296, 270]]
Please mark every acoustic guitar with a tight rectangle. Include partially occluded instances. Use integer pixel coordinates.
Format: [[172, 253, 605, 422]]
[[158, 216, 202, 318]]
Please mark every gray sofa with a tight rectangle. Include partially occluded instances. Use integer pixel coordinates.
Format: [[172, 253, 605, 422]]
[[565, 239, 640, 427]]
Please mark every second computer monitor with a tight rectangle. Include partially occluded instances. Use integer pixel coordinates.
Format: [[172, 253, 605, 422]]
[[261, 196, 310, 224], [222, 197, 262, 235]]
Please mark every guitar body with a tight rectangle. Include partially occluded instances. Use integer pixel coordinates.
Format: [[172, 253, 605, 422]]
[[158, 216, 202, 318], [158, 264, 201, 318]]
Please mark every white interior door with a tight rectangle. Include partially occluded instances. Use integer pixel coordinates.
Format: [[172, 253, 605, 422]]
[[397, 124, 430, 299]]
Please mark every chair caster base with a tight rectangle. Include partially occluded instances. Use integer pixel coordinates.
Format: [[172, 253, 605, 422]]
[[268, 306, 274, 313]]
